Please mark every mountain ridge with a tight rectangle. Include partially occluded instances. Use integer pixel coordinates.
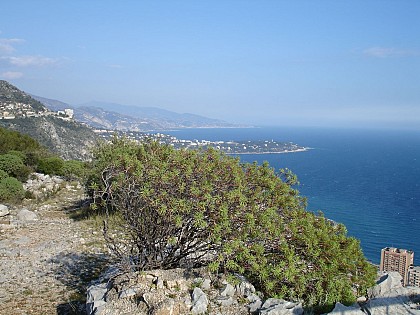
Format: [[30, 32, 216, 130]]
[[30, 96, 239, 132]]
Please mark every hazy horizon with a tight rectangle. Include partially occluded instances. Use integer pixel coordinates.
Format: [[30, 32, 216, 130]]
[[1, 1, 419, 130]]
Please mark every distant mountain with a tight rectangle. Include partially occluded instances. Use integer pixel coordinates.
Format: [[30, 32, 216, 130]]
[[1, 82, 97, 160], [77, 101, 237, 131], [31, 95, 238, 131], [30, 94, 73, 112]]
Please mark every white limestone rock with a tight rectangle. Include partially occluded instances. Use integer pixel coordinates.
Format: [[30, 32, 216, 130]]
[[17, 208, 38, 222], [0, 204, 9, 217], [191, 287, 208, 314], [326, 302, 364, 314], [259, 298, 303, 315]]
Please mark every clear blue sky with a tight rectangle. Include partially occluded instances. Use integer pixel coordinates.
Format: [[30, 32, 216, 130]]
[[1, 1, 419, 129]]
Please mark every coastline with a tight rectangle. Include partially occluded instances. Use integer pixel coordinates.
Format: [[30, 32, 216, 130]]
[[228, 147, 311, 155]]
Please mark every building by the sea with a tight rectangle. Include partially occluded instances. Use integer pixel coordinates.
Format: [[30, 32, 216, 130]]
[[380, 247, 414, 286], [408, 265, 420, 287]]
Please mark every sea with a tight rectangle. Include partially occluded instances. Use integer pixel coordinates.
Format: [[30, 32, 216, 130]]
[[165, 126, 420, 265]]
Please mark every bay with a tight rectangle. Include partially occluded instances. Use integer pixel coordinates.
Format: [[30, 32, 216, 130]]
[[166, 127, 420, 265]]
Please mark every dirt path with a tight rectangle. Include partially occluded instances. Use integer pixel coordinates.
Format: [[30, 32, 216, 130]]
[[0, 184, 109, 315]]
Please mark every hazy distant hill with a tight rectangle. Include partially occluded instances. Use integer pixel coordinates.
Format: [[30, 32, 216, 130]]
[[77, 101, 236, 131], [31, 94, 238, 131], [30, 94, 73, 112]]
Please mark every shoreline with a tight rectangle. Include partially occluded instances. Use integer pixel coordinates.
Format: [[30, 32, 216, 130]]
[[226, 147, 312, 155]]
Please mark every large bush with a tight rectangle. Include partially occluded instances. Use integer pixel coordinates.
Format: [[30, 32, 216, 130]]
[[0, 126, 43, 154], [0, 176, 25, 202], [0, 153, 31, 181], [37, 156, 65, 175], [89, 138, 376, 311]]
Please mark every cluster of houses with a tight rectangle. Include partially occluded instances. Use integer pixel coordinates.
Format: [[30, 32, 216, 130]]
[[0, 101, 73, 121]]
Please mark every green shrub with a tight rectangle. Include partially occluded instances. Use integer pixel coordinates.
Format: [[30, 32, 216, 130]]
[[37, 156, 64, 175], [0, 126, 43, 154], [89, 138, 376, 311], [0, 176, 25, 202], [0, 169, 8, 180], [60, 160, 87, 179], [0, 153, 31, 181]]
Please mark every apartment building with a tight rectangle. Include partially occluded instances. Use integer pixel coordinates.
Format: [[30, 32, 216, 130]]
[[380, 247, 414, 286]]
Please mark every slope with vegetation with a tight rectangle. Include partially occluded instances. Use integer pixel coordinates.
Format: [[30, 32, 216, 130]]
[[0, 126, 86, 203], [88, 138, 377, 313]]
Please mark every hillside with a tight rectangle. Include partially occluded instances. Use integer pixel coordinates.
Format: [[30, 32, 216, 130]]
[[0, 80, 47, 116], [0, 82, 97, 160]]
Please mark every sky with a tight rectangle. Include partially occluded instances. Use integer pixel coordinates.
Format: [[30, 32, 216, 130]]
[[0, 1, 419, 129]]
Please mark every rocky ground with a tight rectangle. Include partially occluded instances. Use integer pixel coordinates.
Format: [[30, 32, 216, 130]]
[[0, 182, 110, 315]]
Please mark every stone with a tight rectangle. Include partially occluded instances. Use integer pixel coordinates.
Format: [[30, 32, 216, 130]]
[[118, 288, 137, 299], [215, 295, 235, 307], [327, 302, 364, 314], [259, 298, 303, 315], [248, 298, 263, 314], [201, 278, 211, 290], [17, 209, 38, 222], [368, 272, 403, 299], [220, 282, 235, 297], [235, 280, 256, 297], [151, 298, 175, 315], [86, 283, 108, 315], [0, 204, 9, 217], [191, 287, 208, 314]]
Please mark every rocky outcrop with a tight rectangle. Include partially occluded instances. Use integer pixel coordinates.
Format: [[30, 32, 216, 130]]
[[87, 269, 420, 315], [86, 268, 305, 315], [23, 173, 65, 200], [326, 272, 420, 315]]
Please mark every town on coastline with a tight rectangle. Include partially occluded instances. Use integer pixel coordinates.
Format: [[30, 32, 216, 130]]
[[380, 246, 420, 287], [94, 129, 309, 155]]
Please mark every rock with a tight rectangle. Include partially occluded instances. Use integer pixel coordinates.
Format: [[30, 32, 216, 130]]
[[259, 298, 303, 315], [0, 204, 9, 217], [220, 282, 235, 297], [151, 298, 175, 315], [215, 295, 234, 306], [201, 278, 211, 290], [326, 302, 364, 314], [368, 272, 403, 298], [191, 287, 208, 314], [235, 280, 256, 297], [248, 297, 263, 314], [17, 209, 38, 222], [86, 283, 108, 315]]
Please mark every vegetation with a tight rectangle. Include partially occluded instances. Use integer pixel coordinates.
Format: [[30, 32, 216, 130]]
[[88, 138, 376, 312], [0, 176, 25, 202], [0, 126, 88, 203]]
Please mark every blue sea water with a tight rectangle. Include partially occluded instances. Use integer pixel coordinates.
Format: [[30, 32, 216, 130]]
[[166, 127, 420, 265]]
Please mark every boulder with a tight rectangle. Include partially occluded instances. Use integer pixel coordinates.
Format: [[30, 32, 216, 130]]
[[191, 287, 208, 314], [220, 282, 235, 297], [368, 272, 403, 298], [86, 283, 108, 315], [0, 204, 9, 217], [17, 209, 38, 222]]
